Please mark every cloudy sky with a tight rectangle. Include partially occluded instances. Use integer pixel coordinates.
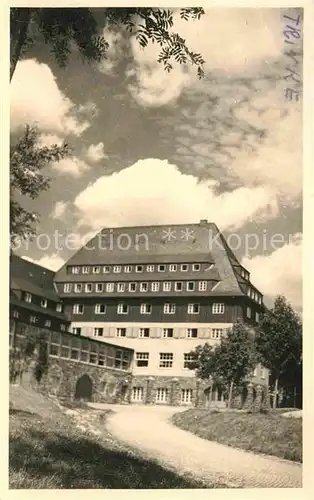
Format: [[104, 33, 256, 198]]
[[10, 7, 302, 311]]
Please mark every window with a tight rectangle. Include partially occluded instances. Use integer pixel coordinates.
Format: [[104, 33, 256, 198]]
[[139, 328, 150, 338], [29, 315, 37, 324], [132, 387, 144, 402], [256, 312, 260, 323], [159, 353, 173, 368], [253, 365, 259, 377], [103, 266, 110, 273], [64, 284, 71, 293], [56, 303, 62, 312], [192, 264, 201, 271], [187, 281, 195, 291], [199, 281, 207, 291], [95, 304, 106, 314], [13, 310, 19, 319], [74, 283, 82, 293], [50, 344, 60, 356], [60, 324, 66, 331], [129, 282, 137, 292], [163, 303, 176, 314], [212, 303, 225, 314], [72, 327, 81, 335], [158, 264, 166, 272], [117, 303, 128, 314], [169, 264, 177, 272], [140, 303, 152, 315], [116, 328, 126, 337], [85, 283, 93, 293], [187, 303, 200, 314], [183, 353, 194, 369], [156, 388, 169, 403], [45, 319, 51, 328], [163, 328, 173, 338], [113, 265, 121, 273], [117, 283, 125, 292], [96, 283, 103, 292], [175, 282, 183, 292], [72, 266, 80, 274], [140, 282, 148, 292], [136, 265, 143, 273], [73, 304, 84, 314], [93, 266, 100, 274], [247, 306, 252, 318], [94, 327, 104, 337], [151, 282, 160, 292], [106, 282, 114, 292], [211, 328, 223, 339], [181, 389, 193, 404], [124, 265, 132, 273], [136, 352, 149, 367], [163, 281, 171, 292], [261, 366, 267, 379], [147, 265, 154, 272], [25, 293, 32, 303], [181, 264, 188, 271], [82, 266, 89, 274], [41, 299, 47, 308], [187, 328, 198, 338]]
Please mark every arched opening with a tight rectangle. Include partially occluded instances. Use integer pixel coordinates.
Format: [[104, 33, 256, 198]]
[[74, 374, 93, 401]]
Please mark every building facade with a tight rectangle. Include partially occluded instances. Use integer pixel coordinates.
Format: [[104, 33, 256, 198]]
[[54, 220, 269, 407]]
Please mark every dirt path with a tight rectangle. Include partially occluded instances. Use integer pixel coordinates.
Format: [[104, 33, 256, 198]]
[[89, 403, 302, 488]]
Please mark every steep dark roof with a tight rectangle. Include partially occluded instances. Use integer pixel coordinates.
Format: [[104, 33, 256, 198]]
[[10, 255, 59, 301], [55, 221, 254, 296]]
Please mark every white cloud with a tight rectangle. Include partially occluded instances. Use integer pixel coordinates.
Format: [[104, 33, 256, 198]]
[[11, 59, 90, 136], [22, 253, 65, 272], [98, 29, 126, 75], [86, 142, 108, 162], [37, 133, 64, 148], [228, 89, 302, 203], [242, 234, 302, 310], [74, 158, 278, 231], [128, 9, 283, 107], [51, 201, 69, 219], [52, 157, 90, 178]]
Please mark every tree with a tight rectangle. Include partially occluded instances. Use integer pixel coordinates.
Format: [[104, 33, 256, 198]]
[[255, 295, 302, 409], [10, 7, 205, 81], [10, 125, 70, 245], [189, 320, 256, 408]]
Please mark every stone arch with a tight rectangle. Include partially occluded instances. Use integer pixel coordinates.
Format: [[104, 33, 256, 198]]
[[74, 374, 93, 401]]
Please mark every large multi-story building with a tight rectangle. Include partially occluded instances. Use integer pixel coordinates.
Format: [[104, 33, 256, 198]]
[[54, 220, 268, 407]]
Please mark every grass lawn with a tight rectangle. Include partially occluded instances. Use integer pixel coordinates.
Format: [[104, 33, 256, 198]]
[[9, 387, 216, 489], [172, 409, 302, 463]]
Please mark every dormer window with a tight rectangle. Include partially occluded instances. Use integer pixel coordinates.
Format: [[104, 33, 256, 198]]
[[158, 264, 166, 272], [140, 282, 148, 292], [163, 282, 171, 292], [129, 282, 137, 292], [106, 283, 114, 292], [192, 264, 201, 271], [85, 283, 92, 293], [56, 303, 62, 312], [82, 266, 89, 274], [136, 265, 143, 273], [103, 266, 110, 273], [93, 266, 100, 274], [147, 265, 154, 272], [74, 283, 82, 293], [175, 282, 183, 291], [181, 264, 188, 272], [72, 266, 80, 274], [187, 281, 195, 291], [64, 284, 71, 293], [25, 293, 32, 303], [96, 283, 103, 292], [41, 299, 47, 308], [113, 265, 121, 273], [169, 264, 177, 272], [124, 265, 132, 273]]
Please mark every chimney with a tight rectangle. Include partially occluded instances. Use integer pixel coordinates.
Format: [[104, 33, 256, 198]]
[[199, 219, 208, 225]]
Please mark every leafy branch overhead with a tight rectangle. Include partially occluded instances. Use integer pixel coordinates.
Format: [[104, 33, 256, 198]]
[[10, 7, 205, 81]]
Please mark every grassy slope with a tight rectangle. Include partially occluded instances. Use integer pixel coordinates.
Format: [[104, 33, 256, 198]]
[[9, 387, 219, 489], [172, 409, 302, 463]]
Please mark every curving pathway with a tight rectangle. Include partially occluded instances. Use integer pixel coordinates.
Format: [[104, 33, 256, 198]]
[[88, 403, 302, 489]]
